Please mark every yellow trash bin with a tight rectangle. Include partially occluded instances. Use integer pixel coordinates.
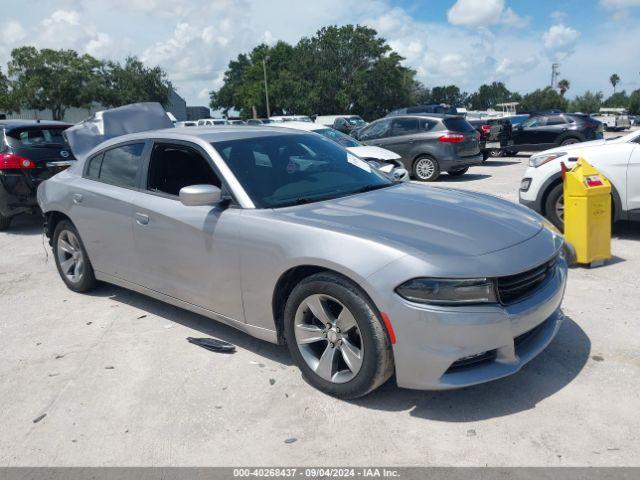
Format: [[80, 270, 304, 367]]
[[563, 158, 611, 267]]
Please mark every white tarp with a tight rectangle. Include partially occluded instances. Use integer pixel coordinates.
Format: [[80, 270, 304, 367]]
[[63, 102, 173, 160]]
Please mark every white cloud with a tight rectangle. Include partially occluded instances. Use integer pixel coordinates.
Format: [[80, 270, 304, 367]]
[[600, 0, 640, 8], [543, 24, 580, 61], [447, 0, 528, 28]]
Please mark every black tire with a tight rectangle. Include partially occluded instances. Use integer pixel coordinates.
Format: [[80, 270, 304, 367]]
[[488, 149, 503, 158], [53, 220, 97, 292], [505, 150, 518, 156], [412, 155, 440, 182], [0, 213, 11, 231], [544, 183, 564, 231], [283, 272, 394, 399], [448, 167, 469, 176], [560, 137, 580, 146]]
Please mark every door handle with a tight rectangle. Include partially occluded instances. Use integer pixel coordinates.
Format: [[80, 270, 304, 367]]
[[135, 213, 149, 225], [72, 193, 83, 204]]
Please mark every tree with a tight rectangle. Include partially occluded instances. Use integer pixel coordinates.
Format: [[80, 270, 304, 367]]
[[520, 87, 568, 112], [557, 79, 570, 97], [610, 73, 620, 94], [603, 90, 629, 108], [466, 82, 517, 110], [628, 89, 640, 115], [568, 90, 603, 114], [0, 67, 18, 113], [98, 56, 172, 108], [8, 47, 101, 120], [428, 85, 467, 106], [210, 25, 419, 120]]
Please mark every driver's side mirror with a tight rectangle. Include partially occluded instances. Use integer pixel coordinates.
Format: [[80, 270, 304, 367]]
[[179, 184, 222, 206]]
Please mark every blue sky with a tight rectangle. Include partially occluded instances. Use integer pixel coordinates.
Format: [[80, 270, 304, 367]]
[[1, 0, 639, 106]]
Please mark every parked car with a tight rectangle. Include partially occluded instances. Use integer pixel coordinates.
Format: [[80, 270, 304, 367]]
[[0, 120, 75, 230], [507, 113, 603, 154], [519, 129, 640, 229], [246, 119, 274, 125], [268, 121, 408, 181], [386, 104, 457, 117], [352, 115, 482, 181], [315, 115, 367, 134], [269, 115, 313, 123], [592, 108, 631, 131], [197, 118, 230, 126], [175, 121, 197, 127], [468, 118, 513, 160], [39, 121, 568, 399], [228, 119, 246, 125]]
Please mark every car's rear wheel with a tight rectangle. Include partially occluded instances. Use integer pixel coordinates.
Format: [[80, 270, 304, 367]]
[[505, 150, 518, 156], [412, 156, 440, 181], [53, 220, 97, 292], [283, 272, 394, 399], [560, 138, 580, 146], [0, 213, 11, 231], [488, 149, 503, 158], [448, 167, 469, 176], [544, 183, 564, 231]]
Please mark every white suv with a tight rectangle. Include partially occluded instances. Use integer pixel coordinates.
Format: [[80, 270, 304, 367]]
[[519, 129, 640, 229]]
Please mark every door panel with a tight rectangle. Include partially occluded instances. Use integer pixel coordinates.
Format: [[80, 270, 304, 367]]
[[131, 193, 244, 320], [69, 177, 136, 279], [626, 144, 640, 213]]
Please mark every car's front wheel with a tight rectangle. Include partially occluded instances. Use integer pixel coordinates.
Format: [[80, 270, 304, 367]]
[[560, 137, 580, 146], [448, 167, 469, 176], [53, 220, 97, 292], [544, 183, 564, 231], [412, 155, 440, 181], [283, 272, 394, 399]]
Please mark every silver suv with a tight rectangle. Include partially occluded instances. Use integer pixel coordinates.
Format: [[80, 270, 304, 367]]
[[353, 115, 482, 181]]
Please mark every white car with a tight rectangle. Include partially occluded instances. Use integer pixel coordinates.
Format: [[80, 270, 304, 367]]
[[269, 115, 313, 123], [519, 129, 640, 228], [197, 118, 230, 126], [268, 121, 407, 180]]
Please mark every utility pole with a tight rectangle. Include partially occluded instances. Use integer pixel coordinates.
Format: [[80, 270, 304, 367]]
[[550, 63, 560, 89], [262, 56, 270, 118]]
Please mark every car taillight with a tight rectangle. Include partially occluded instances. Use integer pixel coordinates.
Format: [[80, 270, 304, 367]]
[[480, 125, 491, 135], [438, 132, 465, 143], [0, 153, 36, 169]]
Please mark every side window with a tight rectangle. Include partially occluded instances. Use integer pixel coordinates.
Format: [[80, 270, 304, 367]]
[[334, 118, 348, 128], [91, 143, 144, 188], [86, 153, 103, 179], [545, 116, 566, 126], [391, 118, 419, 136], [360, 120, 391, 140], [419, 119, 437, 131], [147, 143, 221, 197]]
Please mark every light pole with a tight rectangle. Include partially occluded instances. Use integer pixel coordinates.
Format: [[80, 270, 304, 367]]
[[262, 56, 271, 118]]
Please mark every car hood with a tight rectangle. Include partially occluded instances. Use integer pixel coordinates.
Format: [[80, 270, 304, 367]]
[[275, 183, 544, 257], [346, 145, 401, 160], [538, 138, 610, 156]]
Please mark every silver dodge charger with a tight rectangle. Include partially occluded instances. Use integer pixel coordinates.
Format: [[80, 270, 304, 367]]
[[38, 125, 568, 398]]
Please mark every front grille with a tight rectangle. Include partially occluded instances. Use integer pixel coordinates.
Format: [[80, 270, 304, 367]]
[[497, 255, 558, 305]]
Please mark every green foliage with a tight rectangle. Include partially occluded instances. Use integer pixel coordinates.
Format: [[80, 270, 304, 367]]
[[8, 46, 102, 120], [428, 85, 467, 106], [628, 90, 640, 115], [568, 90, 603, 114], [0, 67, 18, 113], [609, 73, 620, 93], [520, 87, 568, 113], [466, 82, 517, 110], [98, 56, 172, 108], [557, 79, 570, 97], [603, 91, 629, 108], [210, 25, 419, 120]]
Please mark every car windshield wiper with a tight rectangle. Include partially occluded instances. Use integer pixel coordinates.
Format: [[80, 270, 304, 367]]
[[356, 183, 393, 194]]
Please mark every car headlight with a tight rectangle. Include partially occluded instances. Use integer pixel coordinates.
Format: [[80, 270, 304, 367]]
[[395, 278, 497, 305], [529, 152, 567, 168]]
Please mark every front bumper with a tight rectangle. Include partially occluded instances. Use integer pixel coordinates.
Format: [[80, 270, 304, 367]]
[[379, 256, 568, 390], [440, 153, 484, 171]]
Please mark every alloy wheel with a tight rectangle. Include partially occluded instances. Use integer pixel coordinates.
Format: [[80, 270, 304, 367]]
[[415, 158, 435, 180], [56, 230, 85, 283], [294, 294, 363, 383], [555, 195, 565, 224]]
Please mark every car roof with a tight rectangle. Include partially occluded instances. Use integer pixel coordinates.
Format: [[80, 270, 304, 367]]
[[0, 119, 72, 130], [375, 114, 459, 122], [267, 121, 323, 132]]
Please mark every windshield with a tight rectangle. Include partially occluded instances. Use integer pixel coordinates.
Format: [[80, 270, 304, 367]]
[[347, 116, 366, 126], [315, 128, 361, 148], [7, 127, 69, 147], [213, 133, 392, 208]]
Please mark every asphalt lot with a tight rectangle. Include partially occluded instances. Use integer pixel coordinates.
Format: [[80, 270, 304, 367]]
[[1, 131, 639, 466]]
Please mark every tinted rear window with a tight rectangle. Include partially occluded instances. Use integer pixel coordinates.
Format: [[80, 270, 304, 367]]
[[7, 127, 69, 147], [443, 118, 475, 133]]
